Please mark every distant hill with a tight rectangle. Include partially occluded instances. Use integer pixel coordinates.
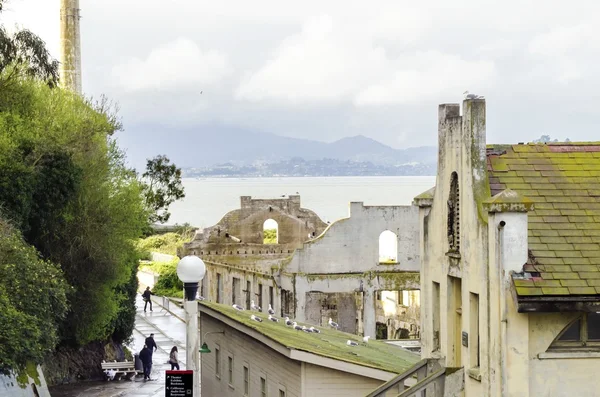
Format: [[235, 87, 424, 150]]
[[119, 123, 437, 170]]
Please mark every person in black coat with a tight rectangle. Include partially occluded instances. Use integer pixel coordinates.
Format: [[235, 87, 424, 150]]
[[139, 345, 153, 380], [142, 287, 154, 312], [145, 333, 157, 356]]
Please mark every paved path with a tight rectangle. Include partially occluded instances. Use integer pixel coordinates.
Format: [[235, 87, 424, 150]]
[[50, 295, 188, 397]]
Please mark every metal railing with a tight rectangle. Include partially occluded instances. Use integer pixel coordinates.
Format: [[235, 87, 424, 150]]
[[365, 358, 447, 397]]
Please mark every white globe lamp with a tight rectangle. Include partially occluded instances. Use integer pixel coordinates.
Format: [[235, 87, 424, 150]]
[[177, 255, 206, 301]]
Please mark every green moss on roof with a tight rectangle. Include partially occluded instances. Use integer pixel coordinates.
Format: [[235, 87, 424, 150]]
[[487, 143, 600, 297], [199, 301, 419, 374]]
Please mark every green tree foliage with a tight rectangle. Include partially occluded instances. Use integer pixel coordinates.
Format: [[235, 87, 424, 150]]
[[0, 20, 59, 87], [0, 220, 69, 371], [142, 155, 185, 224], [0, 72, 149, 347], [263, 229, 278, 244]]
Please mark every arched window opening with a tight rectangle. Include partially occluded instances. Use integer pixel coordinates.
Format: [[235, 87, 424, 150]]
[[379, 230, 398, 263], [263, 219, 278, 244], [549, 313, 600, 350], [447, 172, 460, 252]]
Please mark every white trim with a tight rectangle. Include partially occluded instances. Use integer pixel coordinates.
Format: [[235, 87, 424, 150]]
[[538, 351, 600, 360]]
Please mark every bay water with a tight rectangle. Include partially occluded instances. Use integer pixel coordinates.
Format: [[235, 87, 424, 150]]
[[168, 176, 436, 228]]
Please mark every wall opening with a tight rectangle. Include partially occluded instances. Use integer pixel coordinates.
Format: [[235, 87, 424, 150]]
[[263, 219, 278, 244], [246, 280, 251, 310], [448, 276, 462, 366], [378, 230, 398, 263], [232, 277, 240, 305], [216, 273, 222, 304], [257, 283, 263, 310], [469, 292, 480, 368], [432, 282, 441, 351], [447, 172, 460, 252]]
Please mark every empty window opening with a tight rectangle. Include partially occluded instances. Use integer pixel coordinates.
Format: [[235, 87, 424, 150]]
[[447, 172, 460, 252], [216, 273, 222, 304], [379, 230, 398, 263], [550, 313, 600, 350], [258, 283, 263, 310], [269, 286, 274, 309], [232, 277, 240, 306], [246, 280, 251, 310], [470, 292, 480, 368], [263, 219, 278, 244], [433, 282, 441, 351]]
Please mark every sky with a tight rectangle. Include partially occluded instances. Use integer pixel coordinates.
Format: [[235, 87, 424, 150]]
[[2, 0, 599, 162]]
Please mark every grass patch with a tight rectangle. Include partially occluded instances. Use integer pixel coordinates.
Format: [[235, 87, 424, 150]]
[[200, 301, 419, 374]]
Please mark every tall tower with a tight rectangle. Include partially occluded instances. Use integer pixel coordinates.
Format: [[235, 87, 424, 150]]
[[59, 0, 82, 93]]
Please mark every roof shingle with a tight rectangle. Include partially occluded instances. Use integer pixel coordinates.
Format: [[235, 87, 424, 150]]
[[487, 142, 600, 297]]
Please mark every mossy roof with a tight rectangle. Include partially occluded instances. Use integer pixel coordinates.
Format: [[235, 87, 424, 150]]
[[199, 301, 419, 374], [486, 143, 600, 297]]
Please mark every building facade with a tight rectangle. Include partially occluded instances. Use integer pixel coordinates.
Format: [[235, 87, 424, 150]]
[[182, 196, 421, 340], [414, 98, 600, 396], [199, 302, 419, 397]]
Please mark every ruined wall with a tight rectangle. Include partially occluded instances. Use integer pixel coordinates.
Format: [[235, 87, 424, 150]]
[[286, 203, 419, 274], [417, 100, 489, 397], [280, 202, 421, 338], [185, 195, 327, 249]]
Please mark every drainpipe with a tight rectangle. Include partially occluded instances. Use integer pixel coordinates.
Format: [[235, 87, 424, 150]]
[[498, 220, 507, 397]]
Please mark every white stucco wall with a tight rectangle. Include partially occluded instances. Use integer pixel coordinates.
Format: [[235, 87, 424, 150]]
[[287, 203, 420, 274], [419, 98, 600, 397], [0, 366, 51, 397]]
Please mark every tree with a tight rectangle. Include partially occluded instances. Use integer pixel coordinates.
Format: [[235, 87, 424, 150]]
[[532, 135, 571, 144], [0, 219, 69, 372], [141, 155, 185, 224]]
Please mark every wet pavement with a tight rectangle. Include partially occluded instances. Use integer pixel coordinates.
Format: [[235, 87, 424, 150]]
[[50, 295, 189, 397]]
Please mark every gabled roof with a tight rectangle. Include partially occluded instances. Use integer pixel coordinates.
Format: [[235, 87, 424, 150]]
[[486, 142, 600, 298], [199, 301, 419, 375]]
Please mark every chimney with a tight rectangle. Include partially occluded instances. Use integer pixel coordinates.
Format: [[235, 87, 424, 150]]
[[60, 0, 82, 93]]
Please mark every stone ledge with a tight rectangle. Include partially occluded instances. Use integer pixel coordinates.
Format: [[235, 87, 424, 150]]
[[467, 367, 481, 381], [538, 351, 600, 360]]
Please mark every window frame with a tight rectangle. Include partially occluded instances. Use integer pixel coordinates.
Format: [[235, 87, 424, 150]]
[[550, 313, 600, 351], [227, 354, 234, 387], [243, 364, 249, 396], [215, 345, 221, 379], [260, 376, 267, 397]]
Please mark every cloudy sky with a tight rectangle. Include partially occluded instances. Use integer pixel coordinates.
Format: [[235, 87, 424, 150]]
[[2, 0, 599, 163]]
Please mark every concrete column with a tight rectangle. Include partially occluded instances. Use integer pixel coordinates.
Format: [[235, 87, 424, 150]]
[[363, 289, 376, 339], [59, 0, 82, 93], [185, 300, 200, 396]]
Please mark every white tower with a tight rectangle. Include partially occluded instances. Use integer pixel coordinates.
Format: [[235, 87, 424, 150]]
[[59, 0, 82, 93]]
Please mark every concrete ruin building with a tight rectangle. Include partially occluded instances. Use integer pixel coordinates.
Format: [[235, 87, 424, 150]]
[[369, 98, 600, 396], [182, 195, 422, 340]]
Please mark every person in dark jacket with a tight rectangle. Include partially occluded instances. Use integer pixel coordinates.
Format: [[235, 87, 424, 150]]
[[139, 345, 153, 380], [142, 287, 154, 312], [144, 333, 157, 356]]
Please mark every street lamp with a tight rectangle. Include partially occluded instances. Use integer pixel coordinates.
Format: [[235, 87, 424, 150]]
[[177, 255, 206, 397]]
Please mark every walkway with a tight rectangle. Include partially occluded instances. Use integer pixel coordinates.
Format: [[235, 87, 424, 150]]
[[50, 295, 188, 397]]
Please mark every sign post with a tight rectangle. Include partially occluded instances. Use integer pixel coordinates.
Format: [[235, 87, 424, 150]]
[[165, 370, 194, 397]]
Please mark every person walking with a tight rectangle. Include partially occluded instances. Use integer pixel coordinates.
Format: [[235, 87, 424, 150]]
[[142, 286, 154, 312], [139, 345, 153, 381], [145, 333, 158, 356], [169, 346, 180, 370]]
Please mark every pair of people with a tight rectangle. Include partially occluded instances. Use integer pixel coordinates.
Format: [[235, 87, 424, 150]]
[[139, 334, 180, 380], [140, 333, 157, 380]]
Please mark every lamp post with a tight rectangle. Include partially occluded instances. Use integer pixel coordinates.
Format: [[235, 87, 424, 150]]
[[177, 255, 206, 397]]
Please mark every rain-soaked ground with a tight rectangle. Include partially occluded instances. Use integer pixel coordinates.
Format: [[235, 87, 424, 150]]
[[49, 296, 188, 397]]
